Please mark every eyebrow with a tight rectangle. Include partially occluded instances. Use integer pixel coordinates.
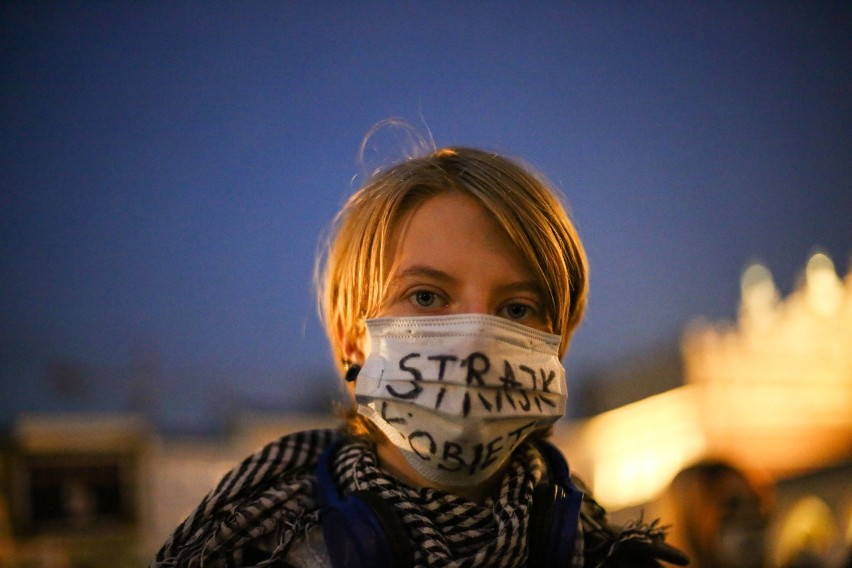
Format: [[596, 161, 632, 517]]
[[393, 265, 459, 285], [392, 264, 546, 299], [497, 281, 548, 299]]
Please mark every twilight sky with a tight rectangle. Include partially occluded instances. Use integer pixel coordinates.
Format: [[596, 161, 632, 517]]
[[1, 3, 850, 427]]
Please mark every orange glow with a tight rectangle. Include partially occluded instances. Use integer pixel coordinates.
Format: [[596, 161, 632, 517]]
[[581, 387, 706, 509], [573, 253, 851, 509]]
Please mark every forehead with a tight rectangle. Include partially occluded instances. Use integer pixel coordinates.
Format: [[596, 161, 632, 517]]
[[386, 191, 538, 283]]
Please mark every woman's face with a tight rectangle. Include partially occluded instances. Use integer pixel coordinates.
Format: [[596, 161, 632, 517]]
[[378, 191, 551, 332]]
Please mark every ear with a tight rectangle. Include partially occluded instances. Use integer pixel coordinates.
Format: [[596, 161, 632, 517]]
[[342, 338, 366, 366], [337, 320, 366, 366]]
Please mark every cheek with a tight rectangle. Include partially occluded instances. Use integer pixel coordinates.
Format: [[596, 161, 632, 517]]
[[529, 318, 555, 334], [375, 301, 406, 318]]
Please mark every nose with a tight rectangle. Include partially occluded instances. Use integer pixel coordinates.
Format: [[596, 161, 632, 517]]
[[454, 292, 491, 316]]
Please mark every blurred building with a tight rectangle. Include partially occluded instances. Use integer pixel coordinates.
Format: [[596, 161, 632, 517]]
[[0, 410, 339, 565], [1, 252, 849, 565], [557, 252, 851, 565]]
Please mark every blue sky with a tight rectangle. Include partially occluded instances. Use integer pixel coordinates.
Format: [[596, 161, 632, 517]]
[[1, 3, 850, 426]]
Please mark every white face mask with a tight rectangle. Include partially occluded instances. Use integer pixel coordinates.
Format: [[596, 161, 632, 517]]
[[354, 314, 567, 487]]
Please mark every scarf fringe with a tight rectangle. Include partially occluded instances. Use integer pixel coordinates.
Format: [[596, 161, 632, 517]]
[[579, 493, 689, 568]]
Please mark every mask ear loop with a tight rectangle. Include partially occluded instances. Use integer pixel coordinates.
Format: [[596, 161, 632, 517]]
[[342, 361, 361, 383]]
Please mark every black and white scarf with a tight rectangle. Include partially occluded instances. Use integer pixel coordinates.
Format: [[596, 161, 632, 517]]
[[153, 429, 335, 567], [332, 436, 584, 567], [153, 428, 585, 567], [152, 428, 682, 567]]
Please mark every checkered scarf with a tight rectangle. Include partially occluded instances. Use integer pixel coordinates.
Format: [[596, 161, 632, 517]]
[[151, 428, 585, 567], [152, 429, 334, 567], [332, 436, 584, 568]]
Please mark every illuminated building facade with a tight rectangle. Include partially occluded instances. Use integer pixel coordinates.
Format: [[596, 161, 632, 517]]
[[684, 253, 852, 477], [555, 252, 851, 564]]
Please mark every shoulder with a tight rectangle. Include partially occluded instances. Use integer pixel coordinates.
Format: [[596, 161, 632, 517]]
[[152, 428, 341, 568]]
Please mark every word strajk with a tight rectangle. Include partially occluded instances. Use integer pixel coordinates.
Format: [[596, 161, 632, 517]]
[[383, 351, 560, 417]]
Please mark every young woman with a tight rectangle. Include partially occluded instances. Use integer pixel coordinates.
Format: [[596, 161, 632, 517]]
[[153, 144, 687, 567]]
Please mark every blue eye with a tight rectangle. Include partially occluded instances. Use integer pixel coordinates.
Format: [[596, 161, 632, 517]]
[[505, 304, 529, 319], [412, 291, 438, 307]]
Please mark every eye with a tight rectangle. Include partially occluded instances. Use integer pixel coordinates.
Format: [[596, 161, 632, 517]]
[[410, 290, 443, 308], [501, 303, 531, 320]]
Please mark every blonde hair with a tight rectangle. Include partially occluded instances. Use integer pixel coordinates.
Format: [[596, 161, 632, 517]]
[[317, 146, 588, 381]]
